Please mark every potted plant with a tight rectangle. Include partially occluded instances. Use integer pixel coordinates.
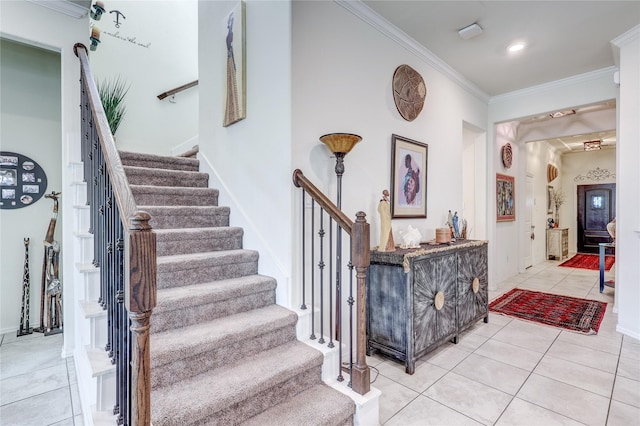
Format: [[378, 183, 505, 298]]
[[97, 76, 129, 135]]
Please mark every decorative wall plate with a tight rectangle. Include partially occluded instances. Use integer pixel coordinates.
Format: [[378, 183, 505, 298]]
[[501, 143, 513, 168], [392, 64, 426, 121]]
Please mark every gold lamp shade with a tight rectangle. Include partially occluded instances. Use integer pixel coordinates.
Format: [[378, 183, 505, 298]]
[[320, 133, 362, 154]]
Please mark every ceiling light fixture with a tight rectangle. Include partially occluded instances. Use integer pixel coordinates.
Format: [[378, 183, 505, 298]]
[[458, 23, 483, 40], [549, 109, 576, 118], [507, 41, 526, 53], [584, 140, 602, 151]]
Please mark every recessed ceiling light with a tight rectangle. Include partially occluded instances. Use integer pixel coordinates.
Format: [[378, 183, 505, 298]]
[[507, 41, 526, 53]]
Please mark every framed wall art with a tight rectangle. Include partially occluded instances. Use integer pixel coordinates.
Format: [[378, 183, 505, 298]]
[[391, 134, 428, 218], [0, 151, 48, 209], [223, 1, 246, 127], [496, 173, 515, 222]]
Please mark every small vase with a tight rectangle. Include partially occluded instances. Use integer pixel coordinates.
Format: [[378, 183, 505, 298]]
[[554, 211, 559, 228]]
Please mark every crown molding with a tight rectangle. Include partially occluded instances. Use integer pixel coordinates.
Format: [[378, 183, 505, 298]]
[[335, 0, 490, 103], [489, 67, 617, 105], [611, 24, 640, 65], [27, 0, 90, 19]]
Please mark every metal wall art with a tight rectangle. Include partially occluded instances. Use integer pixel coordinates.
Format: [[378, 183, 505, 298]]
[[574, 167, 616, 182], [496, 173, 515, 222], [390, 134, 428, 218], [0, 152, 48, 209], [392, 64, 426, 122]]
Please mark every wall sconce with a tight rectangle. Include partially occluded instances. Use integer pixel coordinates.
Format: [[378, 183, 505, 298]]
[[90, 1, 106, 20], [90, 27, 101, 51]]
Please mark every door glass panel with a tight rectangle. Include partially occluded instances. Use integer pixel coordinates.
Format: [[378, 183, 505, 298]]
[[591, 195, 603, 209]]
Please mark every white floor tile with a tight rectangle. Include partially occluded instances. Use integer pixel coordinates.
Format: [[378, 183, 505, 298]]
[[607, 400, 640, 426], [612, 375, 640, 408], [0, 387, 73, 425], [0, 363, 68, 405], [376, 359, 447, 393], [424, 372, 512, 425], [423, 343, 471, 371], [621, 338, 640, 361], [534, 355, 615, 397], [374, 374, 419, 424], [617, 355, 640, 381], [495, 397, 584, 426], [474, 339, 544, 371], [546, 339, 619, 373], [556, 330, 622, 355], [517, 374, 609, 426], [490, 319, 560, 353], [386, 394, 483, 426], [453, 353, 530, 395]]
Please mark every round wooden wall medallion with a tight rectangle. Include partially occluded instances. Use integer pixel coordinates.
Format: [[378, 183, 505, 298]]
[[501, 143, 513, 168], [472, 277, 480, 294], [392, 64, 426, 122], [434, 291, 445, 311]]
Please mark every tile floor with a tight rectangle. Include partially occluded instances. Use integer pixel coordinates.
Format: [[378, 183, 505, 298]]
[[1, 258, 638, 426], [373, 259, 640, 426]]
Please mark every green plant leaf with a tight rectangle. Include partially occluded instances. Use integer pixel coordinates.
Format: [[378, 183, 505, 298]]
[[97, 76, 129, 135]]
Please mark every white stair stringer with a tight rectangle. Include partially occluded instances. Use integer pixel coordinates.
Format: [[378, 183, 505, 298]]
[[297, 306, 380, 426], [74, 344, 117, 426]]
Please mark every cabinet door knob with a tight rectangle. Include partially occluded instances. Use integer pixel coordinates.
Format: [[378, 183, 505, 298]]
[[434, 291, 445, 310], [472, 277, 480, 293]]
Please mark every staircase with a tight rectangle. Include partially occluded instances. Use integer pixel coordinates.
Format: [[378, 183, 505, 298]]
[[119, 151, 355, 425]]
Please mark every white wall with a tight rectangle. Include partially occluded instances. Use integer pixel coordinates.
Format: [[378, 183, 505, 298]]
[[1, 0, 87, 354], [612, 26, 640, 339], [87, 0, 198, 154], [488, 69, 618, 289], [291, 1, 488, 254], [198, 0, 293, 305], [525, 141, 561, 265], [560, 149, 617, 252], [0, 39, 62, 335]]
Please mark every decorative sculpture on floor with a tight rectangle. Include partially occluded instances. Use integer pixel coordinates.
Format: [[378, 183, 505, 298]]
[[35, 191, 63, 335], [17, 238, 34, 337]]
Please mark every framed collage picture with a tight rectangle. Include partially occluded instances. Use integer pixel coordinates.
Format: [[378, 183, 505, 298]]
[[390, 134, 428, 218], [496, 173, 515, 222]]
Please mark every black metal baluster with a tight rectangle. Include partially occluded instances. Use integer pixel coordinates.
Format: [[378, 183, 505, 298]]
[[328, 218, 334, 349], [300, 190, 307, 310], [347, 239, 355, 388], [318, 209, 325, 344], [310, 200, 316, 340], [336, 223, 343, 382]]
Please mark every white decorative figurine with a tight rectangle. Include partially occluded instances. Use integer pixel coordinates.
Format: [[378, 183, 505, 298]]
[[399, 225, 422, 249]]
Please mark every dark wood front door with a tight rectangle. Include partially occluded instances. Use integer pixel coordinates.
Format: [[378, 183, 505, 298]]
[[577, 184, 615, 253]]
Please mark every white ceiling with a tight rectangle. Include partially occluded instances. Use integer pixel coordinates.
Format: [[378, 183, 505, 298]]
[[362, 1, 640, 97], [361, 1, 639, 153]]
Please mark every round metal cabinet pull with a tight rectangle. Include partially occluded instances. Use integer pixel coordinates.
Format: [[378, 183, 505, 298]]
[[472, 277, 480, 294], [434, 291, 445, 310]]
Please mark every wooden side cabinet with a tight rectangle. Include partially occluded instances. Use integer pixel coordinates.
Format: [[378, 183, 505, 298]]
[[547, 228, 568, 260], [366, 240, 488, 374]]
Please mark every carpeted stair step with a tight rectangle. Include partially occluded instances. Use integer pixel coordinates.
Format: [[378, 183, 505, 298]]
[[151, 341, 324, 426], [120, 150, 200, 171], [155, 227, 243, 256], [157, 249, 259, 289], [151, 274, 277, 334], [241, 384, 355, 426], [151, 304, 297, 388], [124, 165, 209, 187], [141, 205, 230, 229], [130, 185, 219, 206]]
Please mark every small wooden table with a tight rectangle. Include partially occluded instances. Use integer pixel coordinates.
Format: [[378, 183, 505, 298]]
[[599, 242, 615, 293]]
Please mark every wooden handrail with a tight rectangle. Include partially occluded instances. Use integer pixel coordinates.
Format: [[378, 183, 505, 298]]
[[292, 169, 353, 234], [157, 80, 198, 100], [74, 43, 157, 426]]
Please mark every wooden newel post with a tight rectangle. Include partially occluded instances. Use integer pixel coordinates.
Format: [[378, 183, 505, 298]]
[[126, 211, 157, 426], [350, 211, 371, 395]]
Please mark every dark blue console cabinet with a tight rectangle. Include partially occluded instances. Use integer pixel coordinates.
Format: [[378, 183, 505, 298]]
[[366, 240, 489, 374]]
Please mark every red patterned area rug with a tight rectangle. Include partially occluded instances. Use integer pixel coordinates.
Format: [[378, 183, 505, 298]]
[[489, 288, 607, 334], [559, 253, 614, 271]]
